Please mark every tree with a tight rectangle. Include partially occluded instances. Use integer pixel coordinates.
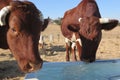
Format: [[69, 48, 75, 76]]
[[53, 17, 62, 25]]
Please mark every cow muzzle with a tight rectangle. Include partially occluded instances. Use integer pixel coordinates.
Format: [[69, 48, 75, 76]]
[[28, 61, 43, 72], [81, 58, 95, 63], [21, 60, 43, 73]]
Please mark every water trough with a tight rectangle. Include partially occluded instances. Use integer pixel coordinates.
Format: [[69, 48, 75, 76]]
[[25, 59, 120, 80]]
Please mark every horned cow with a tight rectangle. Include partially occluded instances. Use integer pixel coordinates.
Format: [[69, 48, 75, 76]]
[[0, 0, 49, 72], [61, 0, 118, 62]]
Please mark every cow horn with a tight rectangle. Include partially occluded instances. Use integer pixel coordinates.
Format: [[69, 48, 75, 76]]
[[99, 18, 110, 24], [0, 6, 11, 26], [78, 18, 82, 22]]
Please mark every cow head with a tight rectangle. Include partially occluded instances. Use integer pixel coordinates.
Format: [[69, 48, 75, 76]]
[[68, 16, 118, 62], [0, 1, 49, 72]]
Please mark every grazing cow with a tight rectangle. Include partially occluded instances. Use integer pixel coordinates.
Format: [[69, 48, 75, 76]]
[[61, 0, 118, 62], [0, 0, 49, 72]]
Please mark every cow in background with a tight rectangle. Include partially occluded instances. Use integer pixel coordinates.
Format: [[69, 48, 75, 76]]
[[61, 0, 118, 62], [0, 0, 49, 72]]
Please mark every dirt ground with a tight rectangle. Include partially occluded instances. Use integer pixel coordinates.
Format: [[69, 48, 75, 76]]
[[0, 24, 120, 80]]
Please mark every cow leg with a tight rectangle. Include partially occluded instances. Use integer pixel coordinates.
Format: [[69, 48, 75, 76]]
[[71, 42, 77, 61], [76, 39, 82, 61], [65, 43, 70, 61], [65, 38, 71, 61]]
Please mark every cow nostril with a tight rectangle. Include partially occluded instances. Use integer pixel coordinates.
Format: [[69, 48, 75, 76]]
[[27, 62, 43, 72], [26, 63, 32, 70]]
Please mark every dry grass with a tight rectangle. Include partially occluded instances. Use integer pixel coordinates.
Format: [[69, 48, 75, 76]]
[[0, 23, 120, 80]]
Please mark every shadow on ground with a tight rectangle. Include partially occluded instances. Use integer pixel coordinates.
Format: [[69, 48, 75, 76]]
[[0, 60, 25, 79], [39, 45, 66, 56]]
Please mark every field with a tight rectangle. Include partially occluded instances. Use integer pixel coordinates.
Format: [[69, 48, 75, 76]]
[[0, 24, 120, 80]]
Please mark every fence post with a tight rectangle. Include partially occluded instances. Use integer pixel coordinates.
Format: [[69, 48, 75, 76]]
[[49, 34, 54, 43]]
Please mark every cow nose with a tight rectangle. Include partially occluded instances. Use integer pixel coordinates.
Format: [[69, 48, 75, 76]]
[[81, 58, 95, 63], [27, 61, 43, 72]]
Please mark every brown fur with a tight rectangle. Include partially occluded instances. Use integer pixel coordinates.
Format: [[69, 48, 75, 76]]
[[0, 0, 49, 72], [61, 0, 118, 62]]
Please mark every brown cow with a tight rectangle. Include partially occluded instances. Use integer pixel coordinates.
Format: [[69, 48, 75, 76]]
[[0, 0, 49, 72], [61, 0, 118, 62]]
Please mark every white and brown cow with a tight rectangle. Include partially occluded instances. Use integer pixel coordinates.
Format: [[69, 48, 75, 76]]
[[0, 0, 49, 72], [61, 0, 118, 62]]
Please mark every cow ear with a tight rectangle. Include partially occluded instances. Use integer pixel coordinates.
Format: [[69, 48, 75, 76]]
[[100, 19, 118, 30], [41, 17, 49, 31]]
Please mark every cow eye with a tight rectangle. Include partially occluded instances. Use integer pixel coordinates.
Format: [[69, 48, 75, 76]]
[[11, 28, 19, 37], [11, 28, 16, 32]]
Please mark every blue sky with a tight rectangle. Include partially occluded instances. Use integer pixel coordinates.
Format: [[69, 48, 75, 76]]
[[30, 0, 120, 21]]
